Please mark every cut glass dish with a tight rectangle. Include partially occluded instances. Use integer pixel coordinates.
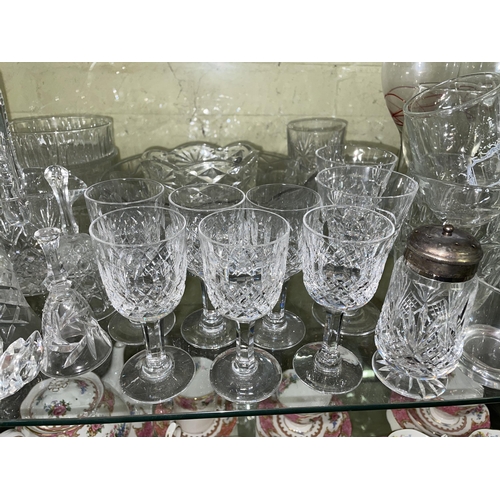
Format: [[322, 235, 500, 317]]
[[141, 141, 259, 191]]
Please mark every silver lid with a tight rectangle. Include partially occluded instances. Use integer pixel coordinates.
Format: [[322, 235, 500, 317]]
[[404, 224, 483, 282]]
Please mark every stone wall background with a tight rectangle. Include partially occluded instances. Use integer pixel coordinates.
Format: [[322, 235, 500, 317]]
[[0, 62, 400, 160]]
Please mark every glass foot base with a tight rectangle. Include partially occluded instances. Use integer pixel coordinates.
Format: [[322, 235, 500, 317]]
[[293, 341, 363, 394], [210, 347, 282, 404], [372, 351, 448, 400], [42, 335, 112, 379], [120, 347, 195, 404], [181, 309, 236, 349], [108, 312, 176, 346], [311, 301, 380, 336], [254, 310, 305, 350]]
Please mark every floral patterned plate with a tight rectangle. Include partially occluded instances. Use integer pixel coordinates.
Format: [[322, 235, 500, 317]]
[[387, 391, 490, 437], [17, 384, 131, 437], [256, 411, 352, 437], [20, 372, 104, 434]]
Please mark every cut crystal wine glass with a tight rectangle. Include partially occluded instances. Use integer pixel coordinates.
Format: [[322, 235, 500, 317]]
[[84, 177, 175, 345], [169, 183, 245, 349], [89, 205, 195, 403], [245, 183, 322, 350], [293, 205, 394, 394], [312, 166, 418, 335], [199, 207, 290, 403], [315, 143, 398, 173]]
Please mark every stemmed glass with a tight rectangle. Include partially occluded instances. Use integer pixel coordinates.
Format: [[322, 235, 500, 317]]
[[199, 207, 290, 404], [315, 143, 398, 173], [312, 166, 418, 335], [168, 183, 245, 349], [293, 205, 394, 394], [245, 183, 322, 350], [84, 178, 174, 345], [89, 205, 195, 403]]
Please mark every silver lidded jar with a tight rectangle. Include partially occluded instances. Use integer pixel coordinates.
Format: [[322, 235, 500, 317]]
[[372, 223, 483, 400]]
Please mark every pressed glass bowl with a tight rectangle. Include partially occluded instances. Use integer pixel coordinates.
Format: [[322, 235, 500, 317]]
[[141, 141, 259, 191]]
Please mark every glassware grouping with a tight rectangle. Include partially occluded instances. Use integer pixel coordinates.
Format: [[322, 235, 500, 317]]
[[2, 66, 500, 422]]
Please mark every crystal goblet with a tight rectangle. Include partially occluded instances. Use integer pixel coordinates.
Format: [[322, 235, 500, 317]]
[[199, 207, 290, 404], [245, 183, 322, 350], [84, 177, 175, 345], [315, 143, 398, 173], [312, 166, 418, 335], [293, 205, 394, 394], [89, 205, 195, 403], [169, 183, 245, 349]]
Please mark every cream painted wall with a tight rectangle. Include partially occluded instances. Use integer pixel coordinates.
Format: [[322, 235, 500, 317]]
[[0, 62, 400, 160]]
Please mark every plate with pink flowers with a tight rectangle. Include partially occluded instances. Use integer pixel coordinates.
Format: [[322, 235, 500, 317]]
[[20, 372, 104, 434]]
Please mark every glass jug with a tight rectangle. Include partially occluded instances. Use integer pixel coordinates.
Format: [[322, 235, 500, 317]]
[[402, 73, 500, 241]]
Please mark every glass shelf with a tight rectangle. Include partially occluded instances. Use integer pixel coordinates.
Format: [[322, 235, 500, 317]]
[[2, 141, 497, 434], [2, 262, 499, 432]]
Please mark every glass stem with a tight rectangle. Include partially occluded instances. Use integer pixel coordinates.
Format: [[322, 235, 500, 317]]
[[232, 321, 257, 375], [141, 320, 172, 379], [263, 279, 289, 327], [314, 309, 343, 373], [35, 227, 69, 284], [200, 279, 224, 330], [44, 165, 79, 235]]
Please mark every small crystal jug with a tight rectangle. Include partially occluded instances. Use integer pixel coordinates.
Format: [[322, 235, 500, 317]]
[[373, 223, 483, 400]]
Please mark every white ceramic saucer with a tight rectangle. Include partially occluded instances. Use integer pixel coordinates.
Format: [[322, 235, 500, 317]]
[[129, 395, 237, 437], [256, 410, 352, 437], [388, 429, 429, 437], [130, 415, 237, 437], [469, 428, 500, 437]]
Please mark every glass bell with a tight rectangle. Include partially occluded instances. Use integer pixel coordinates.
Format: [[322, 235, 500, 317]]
[[44, 165, 113, 321], [373, 223, 483, 400], [35, 226, 112, 378]]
